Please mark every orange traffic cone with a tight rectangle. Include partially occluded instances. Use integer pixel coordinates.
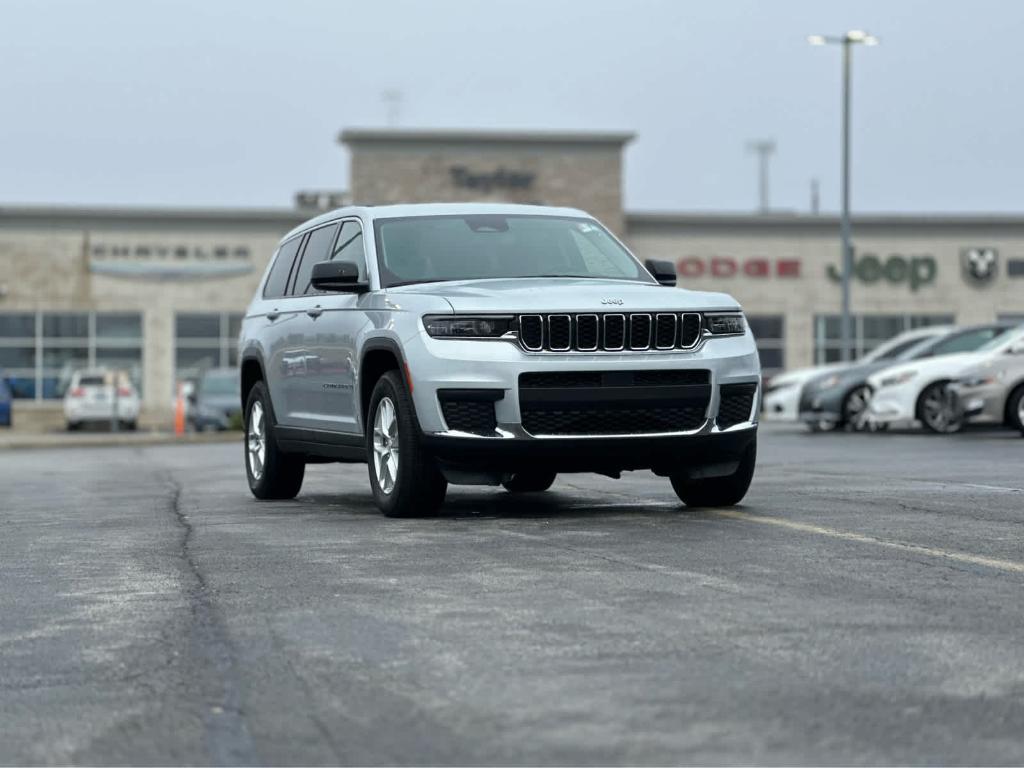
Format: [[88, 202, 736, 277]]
[[174, 382, 186, 436]]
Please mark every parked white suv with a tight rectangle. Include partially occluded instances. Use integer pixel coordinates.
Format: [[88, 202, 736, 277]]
[[63, 368, 140, 430], [238, 204, 761, 516]]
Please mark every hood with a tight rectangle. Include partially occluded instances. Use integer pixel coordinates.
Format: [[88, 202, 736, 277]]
[[866, 351, 988, 387], [388, 277, 740, 314], [768, 363, 845, 388]]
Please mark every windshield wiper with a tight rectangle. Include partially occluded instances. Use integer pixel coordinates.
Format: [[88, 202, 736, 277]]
[[387, 279, 449, 287]]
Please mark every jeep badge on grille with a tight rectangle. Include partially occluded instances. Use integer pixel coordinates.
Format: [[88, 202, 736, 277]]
[[601, 298, 624, 305]]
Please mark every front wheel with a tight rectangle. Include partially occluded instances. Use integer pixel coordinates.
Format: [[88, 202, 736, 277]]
[[502, 471, 557, 493], [1005, 385, 1024, 434], [917, 381, 962, 434], [366, 371, 447, 517], [245, 382, 305, 499], [842, 385, 873, 432], [670, 438, 756, 507]]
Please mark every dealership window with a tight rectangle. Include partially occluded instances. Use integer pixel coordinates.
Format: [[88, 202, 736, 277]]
[[174, 312, 244, 384], [746, 315, 785, 376], [0, 311, 143, 399], [813, 314, 954, 364]]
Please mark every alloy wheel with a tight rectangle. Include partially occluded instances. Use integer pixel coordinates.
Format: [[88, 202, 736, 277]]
[[920, 383, 961, 433], [844, 385, 873, 431], [372, 396, 400, 494], [247, 400, 266, 480]]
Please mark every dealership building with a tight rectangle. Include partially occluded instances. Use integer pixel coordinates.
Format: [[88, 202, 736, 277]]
[[2, 127, 1023, 424]]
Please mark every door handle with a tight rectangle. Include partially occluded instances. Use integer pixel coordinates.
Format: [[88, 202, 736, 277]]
[[306, 306, 323, 319], [266, 310, 280, 321]]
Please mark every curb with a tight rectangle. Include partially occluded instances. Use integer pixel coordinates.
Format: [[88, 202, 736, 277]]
[[0, 431, 241, 451]]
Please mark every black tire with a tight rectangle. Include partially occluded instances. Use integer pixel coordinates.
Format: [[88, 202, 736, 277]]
[[244, 381, 305, 500], [502, 470, 557, 493], [916, 381, 961, 434], [671, 438, 756, 507], [1005, 385, 1024, 433], [841, 384, 873, 432], [366, 370, 447, 517]]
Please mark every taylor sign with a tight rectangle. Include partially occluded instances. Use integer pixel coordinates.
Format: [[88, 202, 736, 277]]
[[89, 243, 253, 280]]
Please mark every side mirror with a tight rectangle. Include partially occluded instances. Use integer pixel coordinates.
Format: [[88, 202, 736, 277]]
[[311, 261, 368, 293], [644, 259, 677, 287], [1007, 341, 1024, 355]]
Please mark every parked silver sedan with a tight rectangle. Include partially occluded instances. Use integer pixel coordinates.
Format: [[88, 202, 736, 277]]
[[950, 337, 1024, 435]]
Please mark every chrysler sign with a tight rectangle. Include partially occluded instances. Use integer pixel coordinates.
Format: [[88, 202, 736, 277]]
[[89, 242, 253, 280]]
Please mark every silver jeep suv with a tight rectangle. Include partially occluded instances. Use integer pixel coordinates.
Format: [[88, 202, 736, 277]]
[[239, 204, 760, 516]]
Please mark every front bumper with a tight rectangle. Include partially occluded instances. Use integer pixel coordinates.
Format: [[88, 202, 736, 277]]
[[866, 383, 918, 424], [401, 329, 760, 472], [798, 386, 844, 425], [947, 382, 1006, 424], [762, 384, 800, 421]]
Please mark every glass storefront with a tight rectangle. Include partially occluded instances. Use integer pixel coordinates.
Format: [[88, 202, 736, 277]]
[[0, 311, 143, 398], [174, 312, 243, 385], [813, 314, 954, 364]]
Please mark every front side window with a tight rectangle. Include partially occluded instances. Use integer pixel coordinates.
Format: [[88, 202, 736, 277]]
[[328, 221, 366, 282], [374, 215, 651, 288]]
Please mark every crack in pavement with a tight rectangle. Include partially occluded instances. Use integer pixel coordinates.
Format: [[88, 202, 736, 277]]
[[166, 478, 258, 766]]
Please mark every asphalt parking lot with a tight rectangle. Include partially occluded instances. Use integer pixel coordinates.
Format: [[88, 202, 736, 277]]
[[2, 424, 1023, 765]]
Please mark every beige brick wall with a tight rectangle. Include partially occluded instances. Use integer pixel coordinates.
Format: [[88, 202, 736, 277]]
[[348, 141, 626, 234]]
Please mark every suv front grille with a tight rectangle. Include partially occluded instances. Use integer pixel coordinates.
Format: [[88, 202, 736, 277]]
[[717, 383, 757, 429], [518, 369, 711, 436], [522, 406, 707, 436], [517, 312, 702, 352]]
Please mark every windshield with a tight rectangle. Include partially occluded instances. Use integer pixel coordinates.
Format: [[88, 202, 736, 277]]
[[373, 215, 653, 288], [862, 331, 938, 363], [200, 374, 239, 397], [974, 325, 1023, 353]]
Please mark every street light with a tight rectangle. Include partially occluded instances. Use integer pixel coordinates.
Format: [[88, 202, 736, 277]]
[[809, 30, 878, 362]]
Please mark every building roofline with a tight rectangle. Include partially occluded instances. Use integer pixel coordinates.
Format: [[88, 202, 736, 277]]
[[339, 127, 636, 146], [0, 204, 306, 229], [626, 210, 1024, 230]]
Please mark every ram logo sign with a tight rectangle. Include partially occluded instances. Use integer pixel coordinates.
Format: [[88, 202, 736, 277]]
[[961, 247, 998, 285]]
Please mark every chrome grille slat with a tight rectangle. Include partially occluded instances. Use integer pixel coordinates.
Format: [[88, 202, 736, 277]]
[[629, 314, 652, 350], [516, 312, 705, 352]]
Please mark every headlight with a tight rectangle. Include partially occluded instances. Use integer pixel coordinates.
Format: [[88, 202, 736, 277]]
[[959, 372, 1003, 388], [423, 315, 514, 339], [878, 370, 917, 388], [704, 312, 745, 335]]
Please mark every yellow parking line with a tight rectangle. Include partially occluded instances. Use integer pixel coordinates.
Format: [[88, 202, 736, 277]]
[[715, 510, 1024, 574]]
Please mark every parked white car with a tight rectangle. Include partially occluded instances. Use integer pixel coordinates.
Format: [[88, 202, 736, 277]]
[[866, 325, 1024, 433], [64, 369, 140, 430], [761, 326, 951, 423]]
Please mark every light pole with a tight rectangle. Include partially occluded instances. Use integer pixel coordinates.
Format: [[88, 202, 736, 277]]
[[809, 30, 878, 362], [746, 139, 776, 213]]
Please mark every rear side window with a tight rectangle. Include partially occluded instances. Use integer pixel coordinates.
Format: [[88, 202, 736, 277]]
[[290, 223, 341, 296], [263, 237, 303, 298], [78, 375, 105, 386]]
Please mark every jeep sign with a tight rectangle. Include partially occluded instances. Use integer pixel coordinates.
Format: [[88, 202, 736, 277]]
[[826, 253, 937, 292]]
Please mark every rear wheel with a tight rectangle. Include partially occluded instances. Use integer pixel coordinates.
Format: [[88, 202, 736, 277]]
[[367, 371, 447, 517], [671, 438, 756, 507], [917, 381, 962, 434], [245, 381, 305, 499], [502, 470, 557, 493]]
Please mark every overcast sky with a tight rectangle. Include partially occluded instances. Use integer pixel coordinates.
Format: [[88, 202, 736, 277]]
[[1, 0, 1021, 214]]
